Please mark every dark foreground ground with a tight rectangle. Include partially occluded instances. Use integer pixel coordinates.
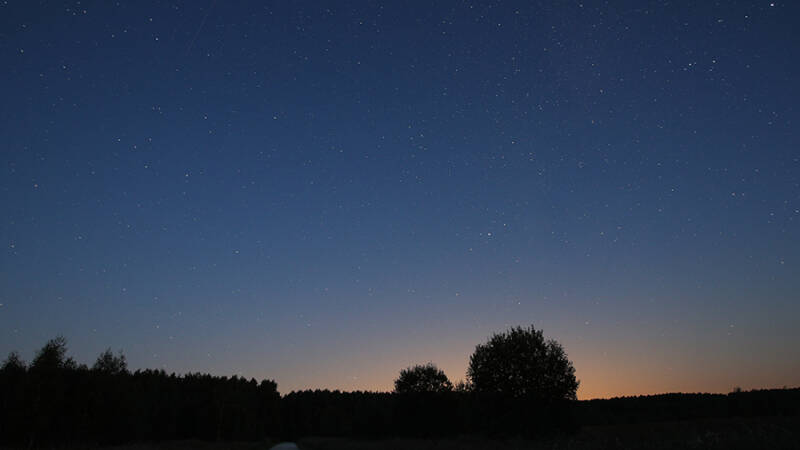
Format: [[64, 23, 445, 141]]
[[2, 442, 277, 450], [297, 416, 800, 450], [14, 415, 796, 450]]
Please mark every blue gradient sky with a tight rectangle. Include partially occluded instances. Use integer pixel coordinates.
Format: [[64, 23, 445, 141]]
[[1, 1, 798, 399]]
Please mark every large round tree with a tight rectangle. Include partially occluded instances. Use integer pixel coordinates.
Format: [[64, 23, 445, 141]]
[[467, 325, 578, 400]]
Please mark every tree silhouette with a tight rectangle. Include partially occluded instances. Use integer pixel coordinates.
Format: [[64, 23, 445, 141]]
[[453, 379, 473, 393], [3, 335, 799, 444], [1, 351, 26, 373], [93, 348, 128, 375], [30, 335, 76, 371], [394, 363, 453, 393], [467, 325, 578, 400]]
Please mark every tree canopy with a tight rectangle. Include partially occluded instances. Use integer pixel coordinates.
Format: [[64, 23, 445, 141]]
[[394, 363, 453, 394], [0, 351, 26, 373], [467, 325, 578, 400], [30, 335, 77, 371], [93, 348, 128, 375]]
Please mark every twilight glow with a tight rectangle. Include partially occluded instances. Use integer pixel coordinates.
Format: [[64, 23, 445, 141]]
[[1, 1, 798, 400]]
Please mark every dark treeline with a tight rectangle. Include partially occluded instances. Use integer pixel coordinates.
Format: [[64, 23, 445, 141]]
[[0, 363, 281, 447], [1, 335, 798, 447], [281, 390, 576, 439], [0, 365, 573, 446], [3, 366, 797, 447], [0, 337, 281, 447], [577, 389, 800, 426], [276, 388, 800, 439]]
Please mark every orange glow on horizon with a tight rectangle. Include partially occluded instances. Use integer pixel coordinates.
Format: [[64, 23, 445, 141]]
[[263, 345, 800, 400]]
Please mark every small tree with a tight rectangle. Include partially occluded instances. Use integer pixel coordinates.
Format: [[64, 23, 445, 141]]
[[92, 348, 128, 375], [468, 325, 578, 400], [394, 363, 453, 394]]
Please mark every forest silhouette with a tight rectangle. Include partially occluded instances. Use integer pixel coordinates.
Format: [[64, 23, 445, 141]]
[[1, 329, 798, 447]]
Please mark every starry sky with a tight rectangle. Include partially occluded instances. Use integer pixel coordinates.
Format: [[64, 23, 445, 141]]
[[1, 1, 798, 399]]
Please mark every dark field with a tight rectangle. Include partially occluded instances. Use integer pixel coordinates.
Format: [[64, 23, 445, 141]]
[[2, 441, 276, 450], [17, 416, 796, 450], [297, 416, 800, 450]]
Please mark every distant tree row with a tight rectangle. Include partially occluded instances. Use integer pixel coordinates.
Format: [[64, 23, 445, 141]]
[[0, 337, 280, 447], [3, 326, 796, 447], [2, 336, 127, 374], [575, 389, 800, 425], [0, 325, 579, 445]]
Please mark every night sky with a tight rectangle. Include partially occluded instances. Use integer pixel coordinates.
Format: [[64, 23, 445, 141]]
[[1, 1, 798, 399]]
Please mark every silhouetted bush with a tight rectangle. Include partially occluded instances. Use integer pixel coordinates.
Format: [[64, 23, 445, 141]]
[[468, 325, 579, 400], [394, 363, 453, 393]]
